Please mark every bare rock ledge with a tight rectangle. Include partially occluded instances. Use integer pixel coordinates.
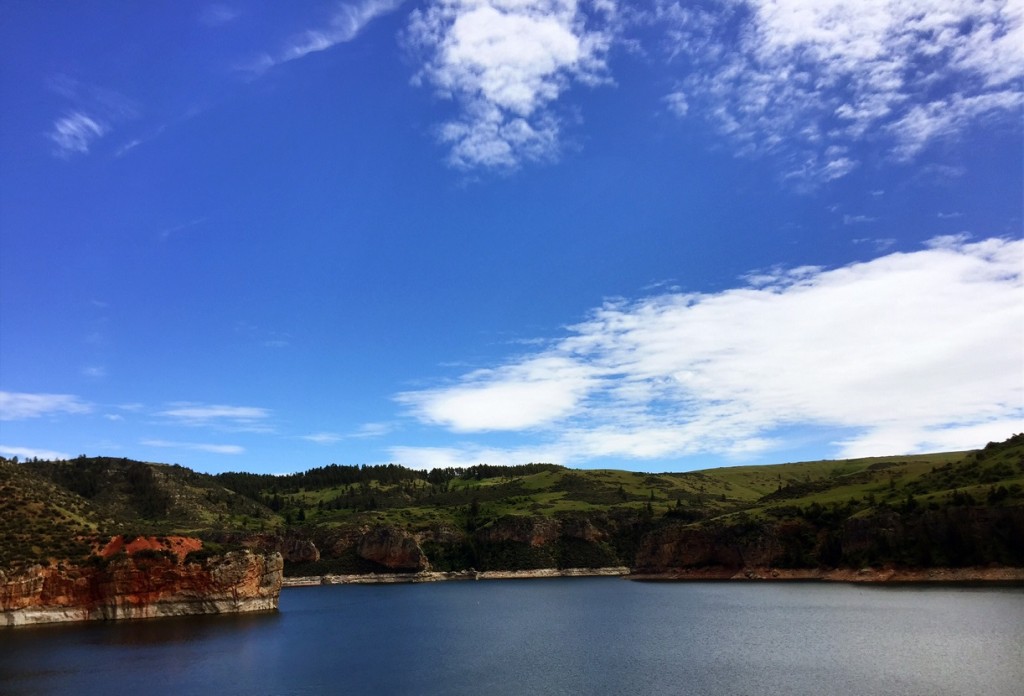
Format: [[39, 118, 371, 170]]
[[1, 545, 283, 627]]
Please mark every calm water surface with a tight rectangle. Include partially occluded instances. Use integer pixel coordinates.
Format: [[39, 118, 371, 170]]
[[2, 579, 1022, 695]]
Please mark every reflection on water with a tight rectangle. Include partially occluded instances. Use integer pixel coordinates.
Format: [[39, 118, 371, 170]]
[[92, 609, 282, 647], [2, 580, 1022, 696]]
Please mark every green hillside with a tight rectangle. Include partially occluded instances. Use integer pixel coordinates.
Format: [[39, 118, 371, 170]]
[[2, 434, 1021, 574]]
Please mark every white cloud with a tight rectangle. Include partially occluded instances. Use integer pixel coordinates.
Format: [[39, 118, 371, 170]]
[[0, 445, 72, 461], [0, 392, 91, 420], [157, 403, 271, 430], [141, 439, 245, 455], [397, 355, 599, 431], [242, 0, 404, 74], [407, 0, 616, 169], [663, 90, 689, 117], [662, 0, 1024, 182], [397, 236, 1024, 465], [834, 419, 1024, 459]]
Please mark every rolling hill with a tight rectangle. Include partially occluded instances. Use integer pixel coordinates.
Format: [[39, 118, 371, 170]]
[[2, 434, 1022, 576]]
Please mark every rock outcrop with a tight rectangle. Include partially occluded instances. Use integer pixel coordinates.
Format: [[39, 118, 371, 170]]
[[633, 506, 1024, 574], [1, 536, 283, 627], [356, 527, 429, 571]]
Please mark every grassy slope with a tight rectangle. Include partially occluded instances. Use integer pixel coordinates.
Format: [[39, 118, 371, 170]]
[[21, 457, 279, 532], [260, 436, 1024, 532], [4, 435, 1021, 571], [0, 459, 106, 568]]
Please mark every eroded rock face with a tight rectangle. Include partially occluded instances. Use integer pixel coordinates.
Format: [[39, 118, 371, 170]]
[[210, 533, 320, 564], [1, 536, 283, 627], [356, 527, 429, 571], [634, 524, 746, 572], [633, 507, 1024, 574], [280, 538, 320, 563], [474, 516, 561, 547]]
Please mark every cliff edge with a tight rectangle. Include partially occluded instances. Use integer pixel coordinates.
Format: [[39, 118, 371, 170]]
[[1, 536, 283, 627]]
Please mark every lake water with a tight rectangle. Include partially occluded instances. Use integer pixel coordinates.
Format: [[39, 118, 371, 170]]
[[2, 578, 1022, 695]]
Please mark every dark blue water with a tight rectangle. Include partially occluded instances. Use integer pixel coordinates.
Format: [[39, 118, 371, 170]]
[[2, 579, 1022, 695]]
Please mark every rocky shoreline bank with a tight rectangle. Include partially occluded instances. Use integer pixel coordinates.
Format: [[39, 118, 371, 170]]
[[1, 536, 284, 627], [629, 566, 1024, 583], [283, 566, 630, 587], [283, 565, 1024, 587]]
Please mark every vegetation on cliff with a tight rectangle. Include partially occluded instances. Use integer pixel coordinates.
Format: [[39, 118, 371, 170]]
[[2, 434, 1022, 577]]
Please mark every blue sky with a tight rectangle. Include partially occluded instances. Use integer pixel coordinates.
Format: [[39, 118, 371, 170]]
[[1, 0, 1021, 475]]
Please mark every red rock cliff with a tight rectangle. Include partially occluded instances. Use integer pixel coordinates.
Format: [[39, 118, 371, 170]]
[[1, 536, 283, 627]]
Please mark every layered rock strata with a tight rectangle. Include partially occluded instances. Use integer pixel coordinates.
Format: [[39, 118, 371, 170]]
[[1, 537, 283, 627]]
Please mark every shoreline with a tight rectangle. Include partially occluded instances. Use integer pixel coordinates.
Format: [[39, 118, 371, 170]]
[[628, 566, 1024, 584], [283, 565, 1024, 588], [282, 566, 630, 587]]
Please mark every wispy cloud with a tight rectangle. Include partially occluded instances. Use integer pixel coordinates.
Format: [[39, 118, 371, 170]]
[[141, 439, 245, 455], [663, 90, 688, 117], [48, 112, 109, 157], [396, 236, 1023, 466], [301, 432, 344, 445], [157, 403, 272, 430], [46, 76, 138, 158], [301, 422, 392, 445], [852, 237, 896, 252], [406, 0, 617, 169], [158, 216, 207, 241], [660, 0, 1024, 183], [0, 392, 92, 420], [241, 0, 404, 74], [0, 445, 72, 461], [843, 214, 877, 225], [352, 422, 393, 438], [199, 4, 240, 27], [389, 444, 560, 470]]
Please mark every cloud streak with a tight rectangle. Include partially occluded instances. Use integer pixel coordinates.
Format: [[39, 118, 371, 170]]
[[0, 392, 91, 420], [157, 403, 272, 430], [396, 236, 1023, 467], [141, 439, 245, 455], [46, 76, 138, 158], [242, 0, 404, 74], [301, 432, 344, 445], [48, 112, 108, 157]]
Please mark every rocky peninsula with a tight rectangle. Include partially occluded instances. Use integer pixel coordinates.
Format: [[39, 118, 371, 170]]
[[1, 536, 283, 627]]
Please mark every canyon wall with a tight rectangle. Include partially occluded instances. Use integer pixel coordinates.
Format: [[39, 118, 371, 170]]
[[634, 506, 1024, 574], [1, 537, 283, 627]]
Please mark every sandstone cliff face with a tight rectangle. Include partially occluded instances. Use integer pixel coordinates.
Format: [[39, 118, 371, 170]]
[[208, 532, 321, 563], [474, 516, 561, 547], [0, 536, 283, 627], [356, 527, 429, 571], [634, 507, 1024, 574]]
